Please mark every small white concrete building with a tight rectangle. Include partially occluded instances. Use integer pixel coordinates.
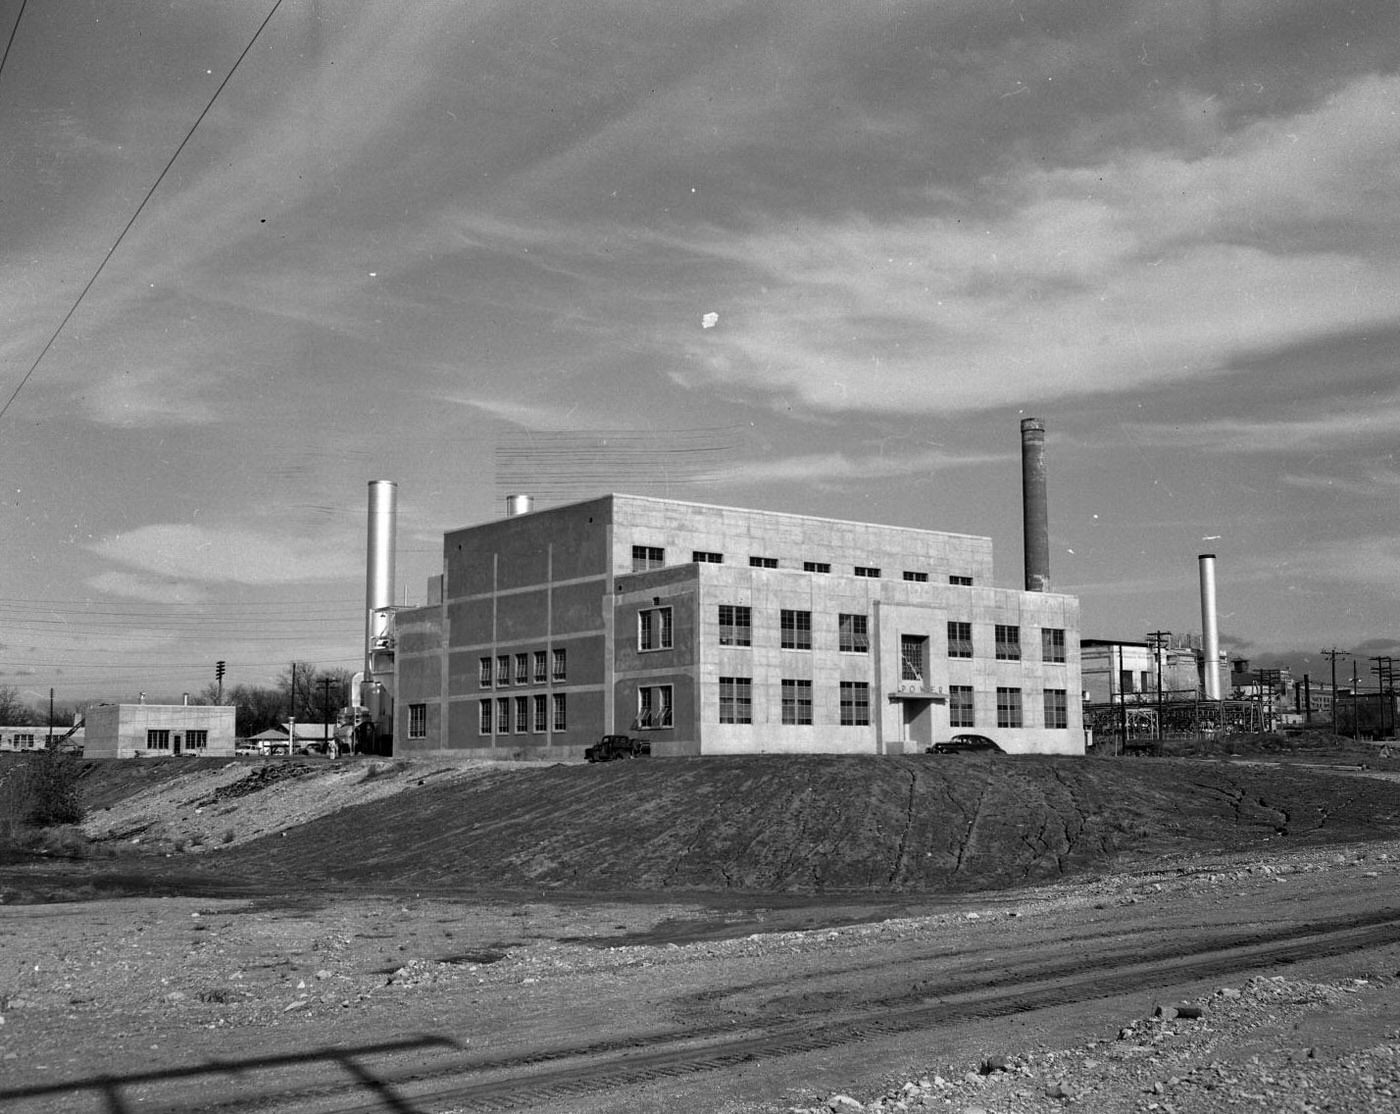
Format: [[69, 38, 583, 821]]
[[83, 704, 236, 759]]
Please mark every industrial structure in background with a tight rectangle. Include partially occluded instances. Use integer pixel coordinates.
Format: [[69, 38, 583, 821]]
[[334, 479, 398, 756], [387, 419, 1083, 758]]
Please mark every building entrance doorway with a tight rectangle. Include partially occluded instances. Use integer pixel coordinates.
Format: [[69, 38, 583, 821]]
[[902, 701, 933, 749]]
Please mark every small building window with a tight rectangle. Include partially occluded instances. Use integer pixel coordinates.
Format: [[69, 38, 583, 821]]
[[479, 657, 493, 688], [186, 730, 208, 750], [533, 650, 548, 683], [639, 607, 673, 651], [719, 604, 752, 647], [719, 677, 752, 724], [997, 687, 1023, 728], [995, 625, 1021, 661], [780, 609, 812, 651], [693, 550, 723, 563], [479, 700, 493, 735], [514, 696, 529, 733], [947, 621, 973, 658], [497, 655, 511, 685], [749, 556, 778, 568], [950, 685, 975, 727], [803, 561, 831, 574], [533, 693, 548, 733], [552, 647, 567, 681], [514, 653, 530, 684], [147, 729, 170, 750], [639, 684, 674, 729], [840, 681, 870, 726], [631, 545, 665, 571], [552, 693, 567, 732], [408, 704, 427, 739], [1044, 688, 1068, 729], [1041, 627, 1066, 663], [902, 570, 929, 582], [949, 575, 973, 586], [781, 679, 813, 725], [838, 613, 869, 653], [854, 566, 881, 578], [496, 697, 511, 734]]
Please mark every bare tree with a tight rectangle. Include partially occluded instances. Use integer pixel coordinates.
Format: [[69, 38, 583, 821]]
[[0, 686, 37, 725]]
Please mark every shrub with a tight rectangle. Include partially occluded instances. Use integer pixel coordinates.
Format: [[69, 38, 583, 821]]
[[0, 750, 85, 842]]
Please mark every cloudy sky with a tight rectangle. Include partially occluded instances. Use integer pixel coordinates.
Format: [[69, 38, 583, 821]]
[[2, 0, 1399, 703]]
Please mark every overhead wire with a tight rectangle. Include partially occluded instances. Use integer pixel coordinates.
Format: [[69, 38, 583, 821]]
[[0, 0, 286, 424]]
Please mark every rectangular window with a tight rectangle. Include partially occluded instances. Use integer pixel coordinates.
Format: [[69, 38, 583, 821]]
[[147, 729, 170, 750], [533, 693, 548, 733], [638, 684, 674, 729], [900, 635, 927, 681], [552, 647, 567, 681], [803, 561, 831, 574], [719, 604, 752, 647], [186, 730, 208, 750], [995, 625, 1021, 661], [719, 676, 752, 724], [497, 655, 511, 685], [854, 565, 881, 578], [407, 704, 427, 739], [949, 575, 973, 586], [947, 621, 973, 658], [1119, 669, 1134, 694], [693, 550, 723, 563], [997, 687, 1023, 728], [631, 545, 665, 571], [840, 681, 871, 726], [479, 657, 493, 688], [552, 693, 567, 732], [497, 697, 511, 734], [780, 609, 812, 650], [902, 570, 929, 582], [479, 699, 493, 735], [639, 607, 673, 651], [749, 555, 778, 568], [781, 679, 813, 725], [950, 685, 975, 727], [838, 613, 869, 653], [1044, 689, 1068, 729], [514, 653, 530, 684], [13, 734, 33, 748], [533, 650, 548, 683], [1140, 670, 1152, 693], [514, 696, 529, 734], [1040, 627, 1066, 663]]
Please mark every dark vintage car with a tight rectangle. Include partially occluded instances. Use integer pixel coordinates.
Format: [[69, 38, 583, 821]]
[[926, 733, 1004, 755], [584, 734, 650, 762]]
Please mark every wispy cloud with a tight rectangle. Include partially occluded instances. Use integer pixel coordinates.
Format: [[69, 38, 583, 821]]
[[696, 446, 1011, 486], [89, 524, 360, 589], [1124, 396, 1400, 454]]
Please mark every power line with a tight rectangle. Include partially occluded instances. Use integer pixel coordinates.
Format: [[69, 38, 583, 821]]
[[0, 0, 26, 88], [0, 0, 286, 424]]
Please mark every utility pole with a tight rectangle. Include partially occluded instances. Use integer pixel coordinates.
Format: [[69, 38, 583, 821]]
[[321, 676, 333, 751], [1351, 659, 1360, 740], [215, 660, 226, 704], [1370, 656, 1395, 740], [1147, 631, 1171, 742], [1321, 647, 1347, 732]]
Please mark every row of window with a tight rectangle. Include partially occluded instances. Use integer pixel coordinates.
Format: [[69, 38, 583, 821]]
[[626, 681, 1069, 730], [633, 544, 973, 584], [711, 606, 1067, 663], [146, 730, 208, 749], [479, 648, 568, 688], [473, 693, 569, 736]]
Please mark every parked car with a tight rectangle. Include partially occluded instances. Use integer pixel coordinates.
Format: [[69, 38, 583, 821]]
[[584, 734, 649, 762], [926, 733, 1003, 755], [295, 741, 330, 756]]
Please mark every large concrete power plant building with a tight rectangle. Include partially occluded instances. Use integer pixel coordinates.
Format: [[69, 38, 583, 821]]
[[393, 488, 1083, 758]]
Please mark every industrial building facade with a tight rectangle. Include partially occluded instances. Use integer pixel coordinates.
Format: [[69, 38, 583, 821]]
[[395, 495, 1082, 758], [82, 703, 237, 759]]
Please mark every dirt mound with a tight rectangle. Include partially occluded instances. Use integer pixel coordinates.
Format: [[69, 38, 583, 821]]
[[209, 755, 1400, 895]]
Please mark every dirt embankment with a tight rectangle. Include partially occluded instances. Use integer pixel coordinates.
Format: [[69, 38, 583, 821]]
[[52, 753, 1400, 896]]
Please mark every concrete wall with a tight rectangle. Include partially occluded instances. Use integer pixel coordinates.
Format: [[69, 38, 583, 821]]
[[83, 704, 236, 759]]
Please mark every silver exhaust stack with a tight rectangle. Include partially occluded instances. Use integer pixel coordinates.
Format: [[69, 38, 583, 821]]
[[1198, 553, 1222, 700]]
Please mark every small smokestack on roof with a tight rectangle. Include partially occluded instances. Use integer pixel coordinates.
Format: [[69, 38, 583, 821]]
[[505, 494, 534, 517], [1198, 553, 1222, 700], [1021, 418, 1050, 592]]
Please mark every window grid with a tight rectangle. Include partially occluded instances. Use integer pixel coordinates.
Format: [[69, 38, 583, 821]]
[[639, 607, 673, 651], [803, 561, 831, 574], [950, 685, 975, 727], [552, 647, 566, 681], [854, 566, 881, 578], [838, 613, 869, 653], [533, 650, 547, 683], [514, 696, 529, 734], [631, 545, 665, 571], [496, 655, 510, 685], [1041, 627, 1066, 663], [719, 676, 752, 724], [719, 604, 752, 647], [479, 700, 492, 735], [780, 609, 812, 650], [900, 635, 927, 681], [996, 687, 1023, 728], [408, 705, 427, 738], [781, 679, 813, 725], [496, 697, 511, 734], [995, 625, 1021, 661], [147, 730, 170, 750], [186, 730, 208, 750], [840, 681, 871, 726], [552, 693, 567, 731], [1044, 688, 1068, 729], [947, 621, 973, 658], [514, 653, 530, 684], [533, 693, 548, 733], [949, 574, 973, 586], [902, 570, 929, 582], [479, 657, 492, 688], [749, 556, 778, 568], [693, 550, 723, 563], [639, 684, 674, 729]]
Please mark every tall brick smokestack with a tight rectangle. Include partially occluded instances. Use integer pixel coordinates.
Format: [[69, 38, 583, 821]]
[[1021, 418, 1050, 592]]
